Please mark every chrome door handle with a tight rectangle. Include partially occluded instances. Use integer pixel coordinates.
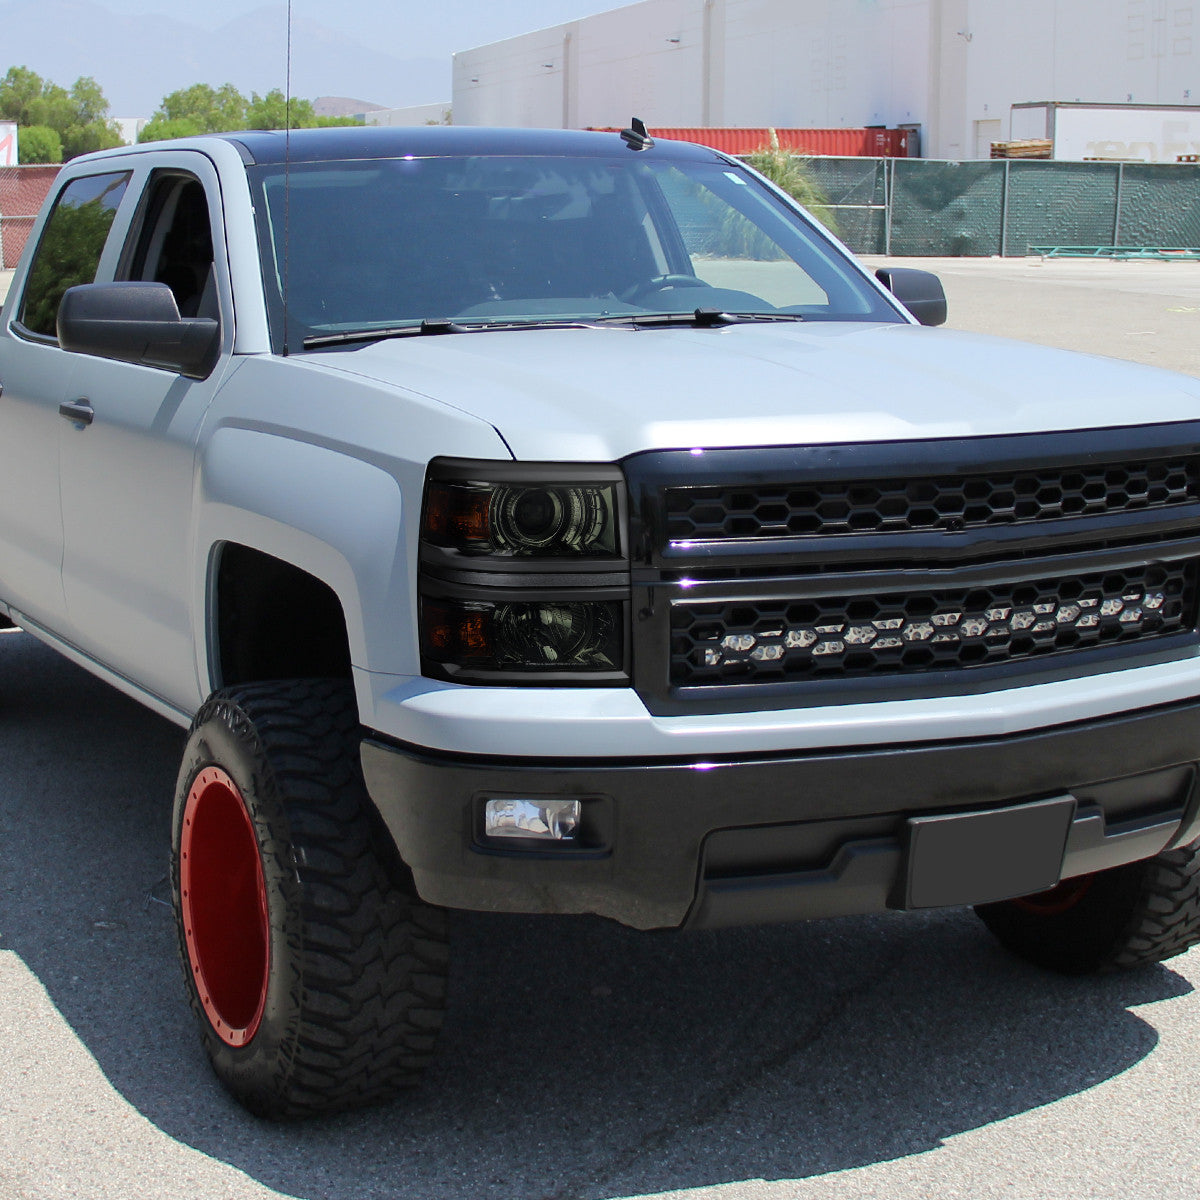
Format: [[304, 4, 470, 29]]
[[59, 399, 94, 426]]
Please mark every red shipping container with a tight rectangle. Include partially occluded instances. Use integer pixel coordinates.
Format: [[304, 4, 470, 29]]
[[588, 127, 910, 157]]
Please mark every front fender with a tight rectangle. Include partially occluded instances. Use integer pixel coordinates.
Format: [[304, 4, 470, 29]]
[[195, 425, 409, 680], [189, 353, 513, 705]]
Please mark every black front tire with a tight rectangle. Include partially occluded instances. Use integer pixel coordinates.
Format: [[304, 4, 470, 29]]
[[171, 679, 448, 1118], [975, 839, 1200, 974]]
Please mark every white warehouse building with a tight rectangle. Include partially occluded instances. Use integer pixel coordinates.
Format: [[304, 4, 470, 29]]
[[453, 0, 1200, 159]]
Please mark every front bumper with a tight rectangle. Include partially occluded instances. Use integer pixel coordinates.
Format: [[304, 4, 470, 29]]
[[360, 698, 1200, 931]]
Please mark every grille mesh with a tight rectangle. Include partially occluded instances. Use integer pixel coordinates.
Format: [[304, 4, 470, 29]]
[[671, 560, 1197, 687], [665, 457, 1200, 544]]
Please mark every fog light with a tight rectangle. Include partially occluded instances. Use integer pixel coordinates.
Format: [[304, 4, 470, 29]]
[[485, 798, 581, 841]]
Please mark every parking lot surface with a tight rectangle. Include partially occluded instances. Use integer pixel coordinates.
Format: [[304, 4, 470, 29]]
[[3, 258, 1200, 1199]]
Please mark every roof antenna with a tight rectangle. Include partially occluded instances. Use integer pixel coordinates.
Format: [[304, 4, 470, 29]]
[[282, 0, 293, 356], [620, 117, 654, 151]]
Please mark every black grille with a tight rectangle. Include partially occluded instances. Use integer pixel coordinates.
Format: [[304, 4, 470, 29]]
[[672, 560, 1199, 687], [665, 457, 1200, 544]]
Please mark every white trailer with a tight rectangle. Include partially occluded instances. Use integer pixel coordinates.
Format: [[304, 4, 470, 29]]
[[1011, 101, 1200, 162]]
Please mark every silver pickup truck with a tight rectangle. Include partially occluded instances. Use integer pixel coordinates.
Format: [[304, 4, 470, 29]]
[[4, 124, 1200, 1118]]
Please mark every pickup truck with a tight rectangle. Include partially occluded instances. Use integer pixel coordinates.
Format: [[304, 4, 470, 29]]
[[3, 124, 1200, 1119]]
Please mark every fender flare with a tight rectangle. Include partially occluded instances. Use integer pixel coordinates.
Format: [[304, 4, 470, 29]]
[[193, 424, 414, 686]]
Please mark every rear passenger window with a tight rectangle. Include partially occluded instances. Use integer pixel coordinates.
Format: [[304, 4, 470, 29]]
[[123, 173, 216, 319], [17, 171, 131, 338]]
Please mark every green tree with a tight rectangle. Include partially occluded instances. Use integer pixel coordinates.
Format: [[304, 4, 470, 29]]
[[139, 83, 363, 141], [60, 78, 123, 158], [246, 89, 312, 129], [0, 67, 121, 160], [244, 89, 362, 129], [0, 65, 46, 123], [68, 75, 111, 125], [61, 118, 123, 159], [24, 81, 74, 133], [156, 82, 248, 132], [138, 115, 205, 144], [16, 123, 62, 163]]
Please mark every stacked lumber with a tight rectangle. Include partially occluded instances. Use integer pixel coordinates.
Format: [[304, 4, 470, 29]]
[[990, 139, 1053, 159]]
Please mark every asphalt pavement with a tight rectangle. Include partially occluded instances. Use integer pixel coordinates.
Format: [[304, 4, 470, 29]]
[[4, 257, 1200, 1200]]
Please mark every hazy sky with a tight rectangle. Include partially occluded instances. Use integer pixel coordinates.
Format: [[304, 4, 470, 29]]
[[95, 0, 628, 56], [1, 0, 638, 112]]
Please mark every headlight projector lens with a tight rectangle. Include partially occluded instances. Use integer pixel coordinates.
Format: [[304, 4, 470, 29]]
[[491, 486, 612, 555]]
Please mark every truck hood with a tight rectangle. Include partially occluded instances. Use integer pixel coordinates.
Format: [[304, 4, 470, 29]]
[[308, 321, 1200, 461]]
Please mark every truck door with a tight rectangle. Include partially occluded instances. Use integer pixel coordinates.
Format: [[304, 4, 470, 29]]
[[0, 169, 132, 632], [58, 159, 233, 715]]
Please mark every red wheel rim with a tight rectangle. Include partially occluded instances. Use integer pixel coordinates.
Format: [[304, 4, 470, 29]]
[[179, 767, 269, 1048], [1012, 874, 1094, 916]]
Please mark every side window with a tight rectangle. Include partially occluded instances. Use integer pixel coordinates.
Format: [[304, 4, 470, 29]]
[[17, 171, 131, 338], [123, 174, 216, 319]]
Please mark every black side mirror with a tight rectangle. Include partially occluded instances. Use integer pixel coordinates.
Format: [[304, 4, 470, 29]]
[[57, 282, 220, 378], [875, 267, 948, 327]]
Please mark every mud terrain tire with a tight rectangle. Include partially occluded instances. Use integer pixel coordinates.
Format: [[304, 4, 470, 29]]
[[975, 839, 1200, 974], [171, 678, 448, 1118]]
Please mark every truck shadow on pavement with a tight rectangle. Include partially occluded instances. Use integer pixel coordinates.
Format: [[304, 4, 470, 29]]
[[0, 629, 1192, 1200]]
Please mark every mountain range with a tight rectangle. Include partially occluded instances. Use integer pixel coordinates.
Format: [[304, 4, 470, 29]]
[[0, 0, 447, 116]]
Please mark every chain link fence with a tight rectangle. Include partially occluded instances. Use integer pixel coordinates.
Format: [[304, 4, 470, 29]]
[[0, 165, 58, 270], [799, 157, 1200, 256]]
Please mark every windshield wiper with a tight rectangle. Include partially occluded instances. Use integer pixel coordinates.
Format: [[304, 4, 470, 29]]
[[302, 309, 808, 349], [303, 316, 620, 349], [588, 308, 808, 328], [303, 319, 472, 349]]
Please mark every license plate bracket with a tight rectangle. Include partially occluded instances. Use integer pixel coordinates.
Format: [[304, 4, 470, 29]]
[[901, 795, 1076, 910]]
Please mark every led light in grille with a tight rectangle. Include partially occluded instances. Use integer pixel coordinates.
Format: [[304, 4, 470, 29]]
[[752, 644, 784, 662], [685, 579, 1186, 677], [845, 625, 878, 644]]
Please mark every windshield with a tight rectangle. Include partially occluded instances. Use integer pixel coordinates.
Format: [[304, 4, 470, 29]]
[[248, 152, 902, 347]]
